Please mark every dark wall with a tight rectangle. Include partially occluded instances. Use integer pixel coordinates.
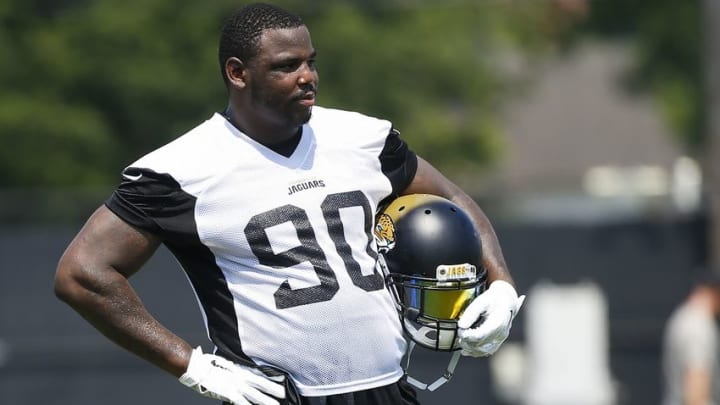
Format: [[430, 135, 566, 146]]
[[0, 215, 706, 405], [497, 216, 706, 405]]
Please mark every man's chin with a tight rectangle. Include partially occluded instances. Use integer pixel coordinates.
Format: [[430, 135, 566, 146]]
[[282, 105, 313, 128], [298, 108, 312, 125]]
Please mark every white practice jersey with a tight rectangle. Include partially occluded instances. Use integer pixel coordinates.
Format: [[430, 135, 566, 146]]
[[106, 106, 417, 396]]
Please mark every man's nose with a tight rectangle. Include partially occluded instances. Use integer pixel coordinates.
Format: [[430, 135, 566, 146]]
[[297, 64, 316, 86]]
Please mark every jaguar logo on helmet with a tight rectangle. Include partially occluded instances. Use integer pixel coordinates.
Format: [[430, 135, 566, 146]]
[[375, 194, 487, 352], [374, 213, 396, 253]]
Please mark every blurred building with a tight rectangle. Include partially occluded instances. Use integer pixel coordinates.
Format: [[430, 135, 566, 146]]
[[475, 40, 701, 224], [467, 40, 706, 405]]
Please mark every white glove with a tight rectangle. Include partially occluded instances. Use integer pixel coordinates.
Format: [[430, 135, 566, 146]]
[[457, 280, 525, 357], [179, 346, 286, 405]]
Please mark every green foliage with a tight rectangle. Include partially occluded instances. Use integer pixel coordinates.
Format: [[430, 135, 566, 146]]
[[304, 1, 566, 173], [0, 0, 566, 186], [577, 0, 703, 152], [0, 0, 237, 186]]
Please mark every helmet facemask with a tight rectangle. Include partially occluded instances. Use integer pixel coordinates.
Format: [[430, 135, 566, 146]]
[[387, 265, 486, 351]]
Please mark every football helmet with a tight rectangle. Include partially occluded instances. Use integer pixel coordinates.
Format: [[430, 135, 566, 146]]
[[375, 194, 487, 352]]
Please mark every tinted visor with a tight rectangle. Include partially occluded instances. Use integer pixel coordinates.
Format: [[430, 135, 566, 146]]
[[400, 277, 482, 320]]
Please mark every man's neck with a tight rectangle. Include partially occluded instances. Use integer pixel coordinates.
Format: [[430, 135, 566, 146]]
[[221, 107, 302, 146], [221, 107, 302, 155]]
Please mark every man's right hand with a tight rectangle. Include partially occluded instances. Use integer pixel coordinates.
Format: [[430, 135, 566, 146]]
[[179, 346, 286, 405]]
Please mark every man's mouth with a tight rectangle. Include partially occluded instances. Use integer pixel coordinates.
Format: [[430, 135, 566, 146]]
[[296, 91, 316, 107]]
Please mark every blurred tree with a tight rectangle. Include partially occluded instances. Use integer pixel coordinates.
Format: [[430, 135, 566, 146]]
[[576, 0, 703, 153], [703, 0, 720, 267], [573, 0, 717, 266], [0, 0, 235, 187], [0, 0, 572, 187], [303, 1, 569, 174]]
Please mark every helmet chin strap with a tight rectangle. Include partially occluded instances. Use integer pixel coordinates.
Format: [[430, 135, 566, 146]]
[[403, 340, 462, 391]]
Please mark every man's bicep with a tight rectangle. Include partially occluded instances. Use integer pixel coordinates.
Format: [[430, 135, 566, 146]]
[[404, 156, 515, 284], [402, 156, 463, 199], [62, 205, 162, 279]]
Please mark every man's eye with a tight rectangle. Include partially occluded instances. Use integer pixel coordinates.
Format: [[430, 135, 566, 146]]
[[275, 62, 298, 71]]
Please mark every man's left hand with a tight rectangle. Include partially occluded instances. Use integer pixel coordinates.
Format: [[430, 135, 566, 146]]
[[457, 280, 525, 357]]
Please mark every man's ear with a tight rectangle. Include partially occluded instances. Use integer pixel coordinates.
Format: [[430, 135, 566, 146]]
[[225, 57, 247, 89]]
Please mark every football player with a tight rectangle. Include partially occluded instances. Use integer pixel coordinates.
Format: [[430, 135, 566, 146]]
[[54, 3, 524, 405]]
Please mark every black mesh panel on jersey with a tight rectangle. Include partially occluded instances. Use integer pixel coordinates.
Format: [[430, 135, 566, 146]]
[[379, 128, 418, 197], [105, 167, 254, 367]]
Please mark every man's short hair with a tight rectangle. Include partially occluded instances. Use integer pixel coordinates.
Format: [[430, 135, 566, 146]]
[[218, 3, 305, 85]]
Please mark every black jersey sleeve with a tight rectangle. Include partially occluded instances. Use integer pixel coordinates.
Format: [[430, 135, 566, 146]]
[[379, 128, 418, 196], [105, 167, 196, 240]]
